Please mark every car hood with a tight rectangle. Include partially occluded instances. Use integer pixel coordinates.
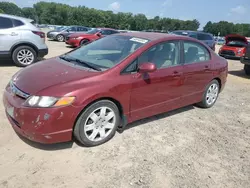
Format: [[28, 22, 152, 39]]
[[225, 34, 247, 44], [12, 58, 100, 95]]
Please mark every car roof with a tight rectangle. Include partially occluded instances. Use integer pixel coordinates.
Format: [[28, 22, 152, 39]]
[[117, 32, 191, 41], [0, 13, 33, 23], [173, 30, 213, 36], [97, 28, 117, 30]]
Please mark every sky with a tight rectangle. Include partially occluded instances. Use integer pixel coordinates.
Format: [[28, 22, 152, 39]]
[[3, 0, 250, 29]]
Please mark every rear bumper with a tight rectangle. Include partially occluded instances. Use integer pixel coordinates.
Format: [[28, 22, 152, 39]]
[[240, 57, 250, 65], [0, 51, 11, 59], [38, 48, 48, 58]]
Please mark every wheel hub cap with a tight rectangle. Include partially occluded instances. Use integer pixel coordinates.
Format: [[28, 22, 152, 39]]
[[206, 83, 219, 105], [84, 107, 116, 142], [17, 49, 34, 65]]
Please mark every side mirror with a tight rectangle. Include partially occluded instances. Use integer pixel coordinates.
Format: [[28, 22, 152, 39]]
[[96, 33, 102, 37], [138, 62, 157, 73]]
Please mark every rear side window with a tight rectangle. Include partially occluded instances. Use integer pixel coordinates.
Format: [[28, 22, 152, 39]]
[[0, 17, 13, 29], [78, 27, 88, 32], [12, 19, 24, 27], [184, 41, 210, 64], [197, 33, 213, 40]]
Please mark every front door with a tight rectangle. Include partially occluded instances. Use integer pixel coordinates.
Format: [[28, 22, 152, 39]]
[[0, 16, 20, 52], [129, 40, 184, 121], [182, 41, 214, 105]]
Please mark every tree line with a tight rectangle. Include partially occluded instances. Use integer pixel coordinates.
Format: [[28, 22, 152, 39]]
[[0, 1, 249, 36], [203, 21, 250, 37]]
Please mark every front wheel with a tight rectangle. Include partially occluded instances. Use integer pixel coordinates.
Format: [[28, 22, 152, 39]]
[[80, 39, 89, 46], [244, 64, 250, 75], [196, 80, 220, 108], [74, 100, 121, 147]]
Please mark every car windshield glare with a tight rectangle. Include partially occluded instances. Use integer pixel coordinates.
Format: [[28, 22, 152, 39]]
[[227, 41, 246, 47], [87, 28, 101, 34], [65, 35, 150, 70]]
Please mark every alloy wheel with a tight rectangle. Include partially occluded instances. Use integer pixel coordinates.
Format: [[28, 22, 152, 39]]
[[17, 49, 34, 65], [84, 107, 116, 142], [206, 83, 219, 105]]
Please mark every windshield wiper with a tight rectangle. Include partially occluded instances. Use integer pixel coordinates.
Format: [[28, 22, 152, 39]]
[[59, 55, 101, 71]]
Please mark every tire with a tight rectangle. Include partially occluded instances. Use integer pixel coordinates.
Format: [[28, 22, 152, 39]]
[[12, 46, 37, 67], [56, 34, 65, 42], [74, 100, 121, 147], [80, 39, 89, 46], [196, 80, 220, 108], [244, 65, 250, 75]]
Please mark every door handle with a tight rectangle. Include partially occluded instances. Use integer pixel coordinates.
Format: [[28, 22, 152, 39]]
[[172, 71, 182, 76], [204, 65, 210, 70]]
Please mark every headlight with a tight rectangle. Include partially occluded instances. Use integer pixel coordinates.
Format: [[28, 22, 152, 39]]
[[25, 96, 75, 108]]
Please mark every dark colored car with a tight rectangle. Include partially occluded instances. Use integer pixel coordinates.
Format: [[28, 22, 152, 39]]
[[3, 32, 228, 147], [219, 34, 248, 59], [65, 28, 119, 47], [240, 43, 250, 75], [171, 30, 216, 51], [47, 26, 90, 42]]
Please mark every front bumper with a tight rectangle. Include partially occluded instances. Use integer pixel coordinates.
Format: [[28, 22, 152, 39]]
[[3, 87, 79, 144], [240, 57, 250, 65], [65, 39, 80, 47], [219, 53, 241, 59]]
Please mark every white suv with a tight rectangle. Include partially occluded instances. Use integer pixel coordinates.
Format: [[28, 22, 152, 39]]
[[0, 14, 48, 66]]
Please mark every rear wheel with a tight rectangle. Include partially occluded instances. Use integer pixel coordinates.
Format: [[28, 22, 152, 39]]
[[244, 64, 250, 75], [56, 34, 65, 42], [196, 80, 220, 108], [12, 46, 37, 67], [74, 100, 121, 147]]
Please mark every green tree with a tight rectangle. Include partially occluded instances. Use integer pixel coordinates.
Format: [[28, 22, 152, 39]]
[[0, 2, 23, 16]]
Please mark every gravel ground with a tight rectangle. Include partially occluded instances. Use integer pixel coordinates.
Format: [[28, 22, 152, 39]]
[[0, 41, 249, 188]]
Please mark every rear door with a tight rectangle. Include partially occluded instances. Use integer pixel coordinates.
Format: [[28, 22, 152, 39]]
[[182, 40, 214, 104], [0, 16, 21, 52]]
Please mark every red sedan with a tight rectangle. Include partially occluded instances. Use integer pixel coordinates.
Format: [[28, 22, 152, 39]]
[[65, 28, 119, 47], [3, 32, 228, 146], [219, 34, 248, 58]]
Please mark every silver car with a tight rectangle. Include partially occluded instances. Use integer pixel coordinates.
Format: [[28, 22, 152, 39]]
[[47, 26, 90, 42], [0, 14, 48, 67]]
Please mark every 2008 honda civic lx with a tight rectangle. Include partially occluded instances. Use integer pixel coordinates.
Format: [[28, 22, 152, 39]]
[[3, 32, 228, 147]]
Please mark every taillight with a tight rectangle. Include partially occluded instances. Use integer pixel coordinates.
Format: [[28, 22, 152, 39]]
[[242, 47, 246, 56], [32, 31, 45, 38]]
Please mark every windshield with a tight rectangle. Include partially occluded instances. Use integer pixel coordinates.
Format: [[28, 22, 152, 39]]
[[87, 28, 101, 34], [172, 31, 189, 36], [62, 35, 150, 71], [227, 41, 247, 47]]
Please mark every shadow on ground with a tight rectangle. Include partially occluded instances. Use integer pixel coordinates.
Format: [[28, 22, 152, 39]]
[[228, 70, 250, 79]]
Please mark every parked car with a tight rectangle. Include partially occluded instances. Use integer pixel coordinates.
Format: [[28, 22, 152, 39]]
[[171, 30, 216, 51], [47, 25, 90, 42], [217, 38, 225, 45], [3, 32, 228, 146], [218, 34, 248, 59], [65, 28, 119, 47], [0, 14, 48, 67], [240, 43, 250, 75]]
